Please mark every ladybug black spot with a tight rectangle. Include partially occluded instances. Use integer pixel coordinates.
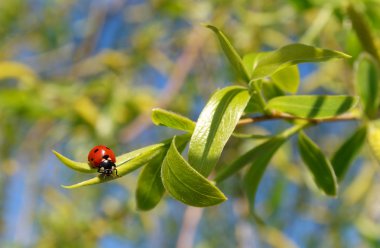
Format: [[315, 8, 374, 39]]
[[103, 155, 109, 159], [94, 149, 99, 153], [91, 158, 94, 161]]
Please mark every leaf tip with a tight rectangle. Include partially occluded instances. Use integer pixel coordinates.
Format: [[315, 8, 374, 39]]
[[61, 184, 73, 189], [204, 24, 218, 32]]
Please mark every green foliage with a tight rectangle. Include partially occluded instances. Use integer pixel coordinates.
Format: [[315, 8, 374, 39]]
[[271, 65, 300, 93], [266, 95, 358, 119], [161, 137, 227, 207], [354, 53, 380, 119], [331, 126, 367, 181], [136, 152, 166, 211], [152, 108, 195, 132], [206, 25, 250, 82], [246, 44, 350, 80], [347, 4, 380, 61], [298, 131, 337, 196], [54, 23, 371, 218], [188, 86, 250, 176]]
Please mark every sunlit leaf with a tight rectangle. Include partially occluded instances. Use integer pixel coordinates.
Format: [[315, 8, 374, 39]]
[[152, 108, 195, 132], [189, 86, 250, 176], [161, 137, 227, 207], [271, 65, 300, 93], [206, 25, 250, 82], [249, 44, 350, 80], [242, 52, 266, 78], [331, 126, 367, 181], [52, 150, 95, 173], [59, 135, 190, 188], [266, 95, 358, 119], [136, 152, 166, 211], [354, 53, 379, 119], [298, 131, 337, 196]]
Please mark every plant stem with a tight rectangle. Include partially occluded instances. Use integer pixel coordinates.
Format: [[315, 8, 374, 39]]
[[249, 80, 269, 114]]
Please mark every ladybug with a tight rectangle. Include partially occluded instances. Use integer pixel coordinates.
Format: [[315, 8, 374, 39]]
[[88, 145, 118, 176]]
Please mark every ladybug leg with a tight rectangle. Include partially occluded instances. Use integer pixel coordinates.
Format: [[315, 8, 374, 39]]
[[114, 167, 119, 177]]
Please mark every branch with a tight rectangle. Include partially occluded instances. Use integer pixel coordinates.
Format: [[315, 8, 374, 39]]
[[237, 112, 359, 126], [176, 206, 204, 248]]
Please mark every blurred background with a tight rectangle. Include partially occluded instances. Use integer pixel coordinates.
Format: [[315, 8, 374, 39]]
[[1, 0, 380, 247]]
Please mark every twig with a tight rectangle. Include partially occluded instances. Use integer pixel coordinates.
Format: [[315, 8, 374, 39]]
[[176, 206, 204, 248]]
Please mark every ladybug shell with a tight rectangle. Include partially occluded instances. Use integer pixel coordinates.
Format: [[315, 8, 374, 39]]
[[88, 145, 116, 168]]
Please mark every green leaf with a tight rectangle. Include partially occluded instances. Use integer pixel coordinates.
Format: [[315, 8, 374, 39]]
[[298, 131, 337, 196], [136, 152, 166, 211], [242, 52, 266, 78], [215, 137, 285, 183], [244, 81, 284, 114], [189, 86, 250, 176], [331, 126, 367, 181], [271, 65, 300, 93], [206, 25, 250, 82], [266, 95, 358, 119], [152, 108, 195, 132], [161, 137, 227, 207], [250, 44, 350, 80], [355, 53, 379, 119], [52, 150, 95, 173], [215, 123, 307, 183], [347, 4, 380, 61], [215, 124, 306, 211], [53, 142, 169, 174], [60, 135, 190, 189]]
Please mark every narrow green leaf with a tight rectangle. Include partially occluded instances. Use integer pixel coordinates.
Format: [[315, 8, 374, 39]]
[[271, 65, 300, 93], [266, 95, 358, 119], [152, 108, 195, 132], [61, 147, 167, 189], [136, 152, 166, 211], [215, 123, 307, 183], [298, 131, 337, 196], [206, 25, 250, 82], [189, 86, 250, 176], [161, 137, 227, 207], [243, 138, 286, 211], [347, 4, 380, 61], [53, 142, 169, 174], [60, 135, 190, 189], [52, 150, 95, 173], [215, 124, 306, 211], [331, 126, 367, 181], [216, 137, 285, 183], [250, 44, 350, 80], [355, 53, 379, 119]]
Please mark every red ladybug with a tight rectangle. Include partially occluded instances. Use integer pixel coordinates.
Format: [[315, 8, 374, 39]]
[[88, 145, 118, 176]]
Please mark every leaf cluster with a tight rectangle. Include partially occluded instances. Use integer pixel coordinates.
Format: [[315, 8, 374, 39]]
[[54, 8, 379, 215]]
